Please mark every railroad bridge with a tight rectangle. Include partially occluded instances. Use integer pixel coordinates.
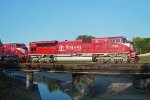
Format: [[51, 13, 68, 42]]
[[1, 62, 150, 91], [1, 62, 150, 75]]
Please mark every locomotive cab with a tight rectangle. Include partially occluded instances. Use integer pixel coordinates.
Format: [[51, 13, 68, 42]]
[[92, 36, 137, 63], [29, 41, 58, 63], [120, 37, 137, 62]]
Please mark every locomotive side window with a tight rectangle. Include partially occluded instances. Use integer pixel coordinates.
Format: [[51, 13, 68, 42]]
[[116, 39, 121, 43], [110, 39, 115, 43], [36, 43, 56, 47], [122, 38, 127, 43], [110, 38, 121, 43], [17, 44, 25, 47], [11, 44, 16, 48]]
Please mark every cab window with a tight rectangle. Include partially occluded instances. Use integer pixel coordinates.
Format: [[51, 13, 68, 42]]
[[11, 44, 16, 48], [110, 38, 121, 43], [122, 38, 127, 43], [110, 39, 115, 43], [116, 38, 121, 43]]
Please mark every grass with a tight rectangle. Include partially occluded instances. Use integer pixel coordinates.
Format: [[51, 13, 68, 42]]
[[138, 56, 150, 63]]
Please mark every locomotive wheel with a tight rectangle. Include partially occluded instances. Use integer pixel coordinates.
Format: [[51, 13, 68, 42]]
[[107, 59, 111, 63], [122, 59, 130, 63], [92, 55, 98, 62], [107, 59, 114, 63], [111, 59, 117, 64], [97, 58, 105, 63], [127, 59, 130, 63], [102, 59, 107, 63], [117, 59, 123, 63]]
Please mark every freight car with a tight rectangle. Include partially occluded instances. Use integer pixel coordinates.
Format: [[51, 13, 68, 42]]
[[29, 36, 137, 63]]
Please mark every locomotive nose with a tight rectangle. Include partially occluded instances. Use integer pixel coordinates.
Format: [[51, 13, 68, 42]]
[[23, 47, 28, 50], [23, 47, 28, 53], [16, 47, 28, 54]]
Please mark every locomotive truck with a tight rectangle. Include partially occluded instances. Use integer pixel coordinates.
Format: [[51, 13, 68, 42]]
[[29, 36, 137, 63]]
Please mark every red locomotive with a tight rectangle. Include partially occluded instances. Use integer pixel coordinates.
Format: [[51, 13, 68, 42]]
[[29, 36, 137, 63], [0, 40, 3, 55], [0, 36, 137, 63], [2, 43, 28, 62]]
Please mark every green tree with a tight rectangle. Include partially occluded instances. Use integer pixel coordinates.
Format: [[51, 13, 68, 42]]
[[133, 37, 150, 54], [76, 35, 95, 43]]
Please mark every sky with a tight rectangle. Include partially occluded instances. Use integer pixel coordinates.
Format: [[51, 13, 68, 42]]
[[0, 0, 150, 46]]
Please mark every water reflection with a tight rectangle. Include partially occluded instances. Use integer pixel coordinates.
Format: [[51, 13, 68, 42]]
[[2, 71, 150, 100], [33, 73, 72, 100], [133, 75, 150, 91], [38, 83, 71, 100], [36, 73, 95, 100], [48, 81, 60, 92], [72, 74, 94, 97]]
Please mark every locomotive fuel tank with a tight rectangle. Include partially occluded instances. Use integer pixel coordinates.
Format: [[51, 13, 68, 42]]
[[54, 54, 93, 62], [54, 56, 92, 62]]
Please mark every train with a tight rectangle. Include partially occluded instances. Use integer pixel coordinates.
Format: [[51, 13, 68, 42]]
[[0, 36, 137, 63], [0, 42, 28, 62]]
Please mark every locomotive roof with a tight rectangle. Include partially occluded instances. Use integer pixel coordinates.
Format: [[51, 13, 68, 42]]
[[29, 36, 126, 44], [30, 40, 57, 44], [93, 36, 126, 39], [60, 39, 82, 42]]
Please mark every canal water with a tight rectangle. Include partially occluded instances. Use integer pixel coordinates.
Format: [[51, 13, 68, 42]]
[[1, 71, 150, 100]]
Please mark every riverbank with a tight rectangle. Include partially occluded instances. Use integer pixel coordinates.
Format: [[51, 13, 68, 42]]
[[73, 75, 150, 100], [0, 72, 41, 100], [138, 56, 150, 63]]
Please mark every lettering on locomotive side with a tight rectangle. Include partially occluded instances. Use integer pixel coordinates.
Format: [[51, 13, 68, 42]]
[[58, 45, 82, 51], [59, 45, 65, 51]]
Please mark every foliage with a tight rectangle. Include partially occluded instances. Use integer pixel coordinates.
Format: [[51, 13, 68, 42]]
[[133, 37, 150, 54], [76, 35, 95, 43]]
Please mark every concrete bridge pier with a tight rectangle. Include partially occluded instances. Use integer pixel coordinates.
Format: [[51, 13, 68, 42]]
[[72, 73, 95, 96], [26, 72, 33, 89], [133, 75, 150, 91], [0, 69, 3, 75]]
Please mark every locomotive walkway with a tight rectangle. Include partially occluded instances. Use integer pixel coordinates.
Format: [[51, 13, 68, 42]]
[[1, 62, 150, 75]]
